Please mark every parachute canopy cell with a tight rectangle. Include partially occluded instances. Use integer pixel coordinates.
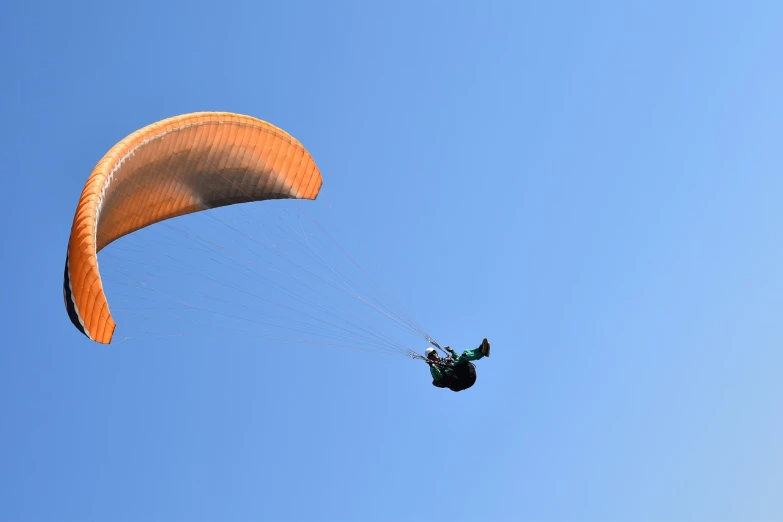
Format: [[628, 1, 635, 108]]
[[63, 111, 323, 344]]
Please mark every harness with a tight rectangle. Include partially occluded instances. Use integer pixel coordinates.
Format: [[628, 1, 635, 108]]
[[432, 360, 477, 392]]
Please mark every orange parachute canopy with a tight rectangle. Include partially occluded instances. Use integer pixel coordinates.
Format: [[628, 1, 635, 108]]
[[63, 112, 323, 344]]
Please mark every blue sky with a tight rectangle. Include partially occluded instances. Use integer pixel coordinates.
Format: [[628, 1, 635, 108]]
[[3, 1, 783, 521]]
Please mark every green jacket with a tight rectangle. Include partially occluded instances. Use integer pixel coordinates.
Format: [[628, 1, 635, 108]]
[[429, 359, 453, 382], [429, 347, 484, 383]]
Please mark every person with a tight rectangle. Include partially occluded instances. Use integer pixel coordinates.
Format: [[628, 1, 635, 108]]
[[426, 338, 490, 392]]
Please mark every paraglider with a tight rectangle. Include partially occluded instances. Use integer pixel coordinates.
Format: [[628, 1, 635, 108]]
[[63, 111, 322, 344], [62, 110, 491, 391]]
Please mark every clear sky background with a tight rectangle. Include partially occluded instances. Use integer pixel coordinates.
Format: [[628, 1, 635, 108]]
[[3, 1, 783, 521]]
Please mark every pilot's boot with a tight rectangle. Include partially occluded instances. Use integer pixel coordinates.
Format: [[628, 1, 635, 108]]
[[480, 338, 490, 357]]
